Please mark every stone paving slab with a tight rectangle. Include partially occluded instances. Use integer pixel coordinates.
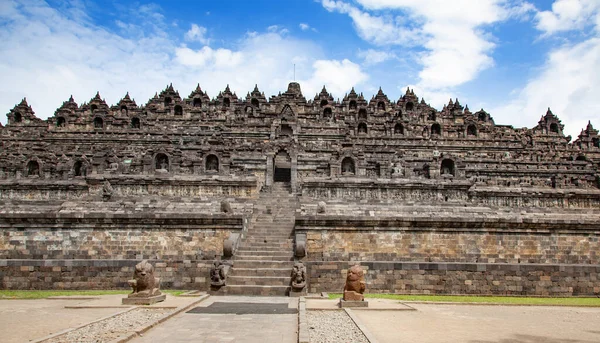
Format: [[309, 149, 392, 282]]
[[353, 303, 600, 343], [0, 294, 204, 343], [187, 302, 298, 314], [0, 299, 123, 343], [128, 296, 298, 343], [306, 298, 415, 310], [62, 293, 198, 309]]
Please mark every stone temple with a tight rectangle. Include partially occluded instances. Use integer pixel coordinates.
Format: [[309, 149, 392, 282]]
[[0, 82, 599, 296]]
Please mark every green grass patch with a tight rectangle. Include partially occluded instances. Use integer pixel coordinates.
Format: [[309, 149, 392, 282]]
[[328, 293, 600, 307], [0, 289, 188, 299]]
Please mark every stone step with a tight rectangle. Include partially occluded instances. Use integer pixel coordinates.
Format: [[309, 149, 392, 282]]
[[230, 267, 291, 277], [250, 223, 295, 227], [249, 225, 294, 229], [238, 243, 293, 248], [247, 230, 294, 235], [241, 241, 293, 247], [248, 232, 292, 240], [248, 229, 294, 234], [252, 215, 296, 219], [251, 221, 295, 225], [236, 245, 291, 252], [234, 254, 294, 261], [233, 260, 293, 268], [210, 285, 290, 296], [236, 249, 294, 256], [227, 276, 292, 286], [243, 237, 294, 242]]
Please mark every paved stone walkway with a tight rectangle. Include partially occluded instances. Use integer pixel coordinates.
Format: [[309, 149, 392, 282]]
[[128, 296, 298, 343], [353, 303, 600, 343], [0, 298, 123, 343]]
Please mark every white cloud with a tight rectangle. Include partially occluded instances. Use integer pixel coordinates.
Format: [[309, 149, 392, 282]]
[[175, 46, 243, 68], [267, 25, 289, 35], [491, 38, 600, 138], [322, 0, 420, 46], [536, 0, 600, 34], [299, 23, 318, 32], [357, 49, 396, 65], [490, 0, 600, 139], [321, 0, 523, 92], [302, 59, 369, 97], [0, 2, 368, 124], [185, 23, 209, 45]]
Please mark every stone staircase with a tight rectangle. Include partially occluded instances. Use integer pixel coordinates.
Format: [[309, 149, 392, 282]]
[[213, 182, 297, 296]]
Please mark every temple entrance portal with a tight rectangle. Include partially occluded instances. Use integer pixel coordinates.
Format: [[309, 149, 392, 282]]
[[274, 150, 291, 183]]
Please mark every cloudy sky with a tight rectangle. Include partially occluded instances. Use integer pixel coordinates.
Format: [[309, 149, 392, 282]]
[[0, 0, 598, 138]]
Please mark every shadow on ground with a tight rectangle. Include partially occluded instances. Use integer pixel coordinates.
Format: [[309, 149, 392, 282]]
[[470, 334, 600, 343]]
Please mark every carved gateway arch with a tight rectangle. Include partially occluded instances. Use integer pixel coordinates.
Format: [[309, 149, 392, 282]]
[[265, 144, 298, 193]]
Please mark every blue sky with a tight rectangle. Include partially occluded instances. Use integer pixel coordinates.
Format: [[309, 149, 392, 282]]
[[1, 0, 599, 138]]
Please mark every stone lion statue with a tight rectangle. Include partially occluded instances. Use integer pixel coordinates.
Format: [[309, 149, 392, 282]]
[[343, 264, 366, 301], [128, 260, 161, 298], [291, 262, 307, 291], [210, 260, 229, 287]]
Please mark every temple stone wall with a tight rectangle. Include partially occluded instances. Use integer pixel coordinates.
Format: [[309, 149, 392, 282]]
[[0, 259, 213, 290], [0, 228, 232, 260], [296, 212, 600, 264], [305, 261, 600, 296], [0, 201, 248, 290], [302, 230, 600, 264]]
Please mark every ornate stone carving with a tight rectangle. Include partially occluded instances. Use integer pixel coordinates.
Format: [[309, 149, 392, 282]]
[[343, 264, 366, 301], [220, 199, 232, 213], [127, 260, 161, 296], [317, 201, 326, 214], [123, 260, 165, 304], [102, 180, 113, 201], [295, 232, 306, 258], [291, 262, 307, 291], [391, 162, 404, 178], [210, 260, 230, 287]]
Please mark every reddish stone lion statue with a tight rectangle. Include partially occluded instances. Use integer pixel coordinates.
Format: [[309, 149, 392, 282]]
[[343, 264, 366, 301]]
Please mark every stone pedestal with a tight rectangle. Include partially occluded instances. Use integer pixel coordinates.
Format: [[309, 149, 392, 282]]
[[122, 293, 166, 305], [343, 290, 364, 301], [339, 299, 368, 308], [289, 289, 307, 297]]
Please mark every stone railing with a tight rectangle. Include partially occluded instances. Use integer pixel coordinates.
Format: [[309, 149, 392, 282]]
[[0, 175, 258, 200]]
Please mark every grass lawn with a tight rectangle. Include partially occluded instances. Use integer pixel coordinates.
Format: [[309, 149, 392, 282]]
[[328, 293, 600, 307], [0, 289, 188, 299]]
